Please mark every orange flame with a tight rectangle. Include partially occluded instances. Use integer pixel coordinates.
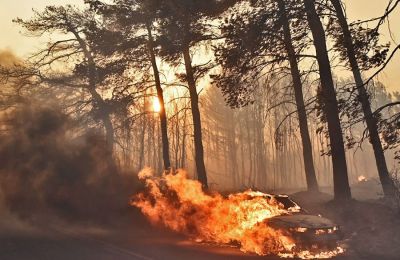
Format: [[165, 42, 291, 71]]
[[131, 168, 344, 258]]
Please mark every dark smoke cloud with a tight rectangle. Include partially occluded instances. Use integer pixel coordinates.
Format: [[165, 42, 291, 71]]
[[0, 102, 138, 225]]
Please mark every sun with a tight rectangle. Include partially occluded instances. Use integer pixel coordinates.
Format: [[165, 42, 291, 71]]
[[153, 97, 161, 113]]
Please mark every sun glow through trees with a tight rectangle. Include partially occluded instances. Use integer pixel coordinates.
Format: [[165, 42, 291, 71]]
[[153, 97, 161, 113]]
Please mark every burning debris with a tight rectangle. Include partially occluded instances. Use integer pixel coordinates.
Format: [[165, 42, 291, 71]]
[[131, 168, 345, 259], [358, 175, 367, 182]]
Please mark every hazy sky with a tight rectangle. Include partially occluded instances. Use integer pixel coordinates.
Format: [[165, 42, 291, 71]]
[[0, 0, 399, 91]]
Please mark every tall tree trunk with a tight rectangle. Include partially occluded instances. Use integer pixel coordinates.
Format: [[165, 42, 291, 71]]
[[181, 110, 187, 168], [331, 0, 395, 197], [182, 47, 208, 188], [270, 117, 277, 190], [255, 107, 266, 188], [239, 119, 246, 187], [227, 112, 238, 189], [87, 88, 114, 151], [278, 0, 319, 192], [146, 23, 171, 171], [246, 115, 253, 187], [139, 110, 147, 170], [303, 0, 351, 200], [147, 117, 153, 166], [71, 29, 114, 152], [101, 111, 115, 152], [174, 103, 180, 168]]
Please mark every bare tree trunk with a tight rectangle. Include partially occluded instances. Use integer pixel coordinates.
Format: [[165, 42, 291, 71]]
[[278, 0, 319, 191], [227, 112, 238, 188], [139, 113, 146, 170], [255, 107, 266, 188], [282, 133, 288, 186], [70, 28, 114, 152], [181, 110, 188, 168], [146, 23, 171, 171], [239, 118, 246, 187], [270, 118, 277, 190], [174, 103, 180, 168], [147, 117, 154, 166], [157, 122, 163, 173], [182, 47, 208, 188], [122, 124, 131, 168], [303, 0, 351, 200], [246, 115, 253, 187], [87, 88, 114, 151], [224, 131, 229, 178], [313, 126, 322, 182], [102, 112, 115, 152], [331, 0, 395, 197]]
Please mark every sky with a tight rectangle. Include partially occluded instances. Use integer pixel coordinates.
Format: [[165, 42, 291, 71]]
[[0, 0, 84, 54], [0, 0, 399, 91], [342, 0, 400, 92]]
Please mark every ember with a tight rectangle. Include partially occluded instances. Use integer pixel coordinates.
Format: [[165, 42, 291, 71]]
[[358, 175, 367, 182], [131, 168, 345, 258]]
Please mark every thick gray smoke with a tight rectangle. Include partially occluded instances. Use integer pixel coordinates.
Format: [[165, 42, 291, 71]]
[[0, 102, 138, 225]]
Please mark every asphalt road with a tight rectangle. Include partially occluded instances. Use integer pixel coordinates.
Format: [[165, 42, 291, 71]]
[[0, 215, 282, 260], [1, 215, 388, 260]]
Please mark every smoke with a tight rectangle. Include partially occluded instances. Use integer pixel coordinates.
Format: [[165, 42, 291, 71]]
[[0, 102, 138, 225], [0, 49, 19, 67]]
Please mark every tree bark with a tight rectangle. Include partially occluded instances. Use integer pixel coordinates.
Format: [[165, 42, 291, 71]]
[[331, 0, 395, 197], [146, 22, 172, 171], [182, 47, 208, 189], [303, 0, 351, 200], [278, 0, 319, 192]]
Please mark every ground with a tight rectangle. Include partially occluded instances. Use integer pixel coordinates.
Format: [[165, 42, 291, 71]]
[[0, 211, 278, 260], [1, 179, 399, 260], [291, 179, 400, 259]]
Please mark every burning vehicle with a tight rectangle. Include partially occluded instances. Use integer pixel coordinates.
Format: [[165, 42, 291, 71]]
[[132, 169, 345, 258], [264, 195, 342, 252]]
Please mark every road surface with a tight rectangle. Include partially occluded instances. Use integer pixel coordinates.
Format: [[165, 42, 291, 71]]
[[0, 212, 282, 260]]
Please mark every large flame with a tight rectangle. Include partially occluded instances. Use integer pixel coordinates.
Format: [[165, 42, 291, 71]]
[[131, 168, 344, 258]]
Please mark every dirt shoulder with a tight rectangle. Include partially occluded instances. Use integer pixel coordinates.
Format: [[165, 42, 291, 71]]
[[291, 189, 400, 260]]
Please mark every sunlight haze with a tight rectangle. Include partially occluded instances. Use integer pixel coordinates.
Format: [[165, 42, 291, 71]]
[[0, 0, 399, 91]]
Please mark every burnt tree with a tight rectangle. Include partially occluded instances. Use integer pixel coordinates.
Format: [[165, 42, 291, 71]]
[[303, 0, 351, 200], [330, 0, 395, 197]]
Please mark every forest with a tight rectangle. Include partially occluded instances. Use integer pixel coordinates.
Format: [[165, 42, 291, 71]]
[[0, 0, 400, 259]]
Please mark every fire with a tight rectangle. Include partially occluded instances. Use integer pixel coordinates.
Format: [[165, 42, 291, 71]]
[[132, 168, 344, 258], [358, 175, 367, 182]]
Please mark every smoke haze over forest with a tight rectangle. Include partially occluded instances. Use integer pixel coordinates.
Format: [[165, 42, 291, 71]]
[[1, 0, 400, 259]]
